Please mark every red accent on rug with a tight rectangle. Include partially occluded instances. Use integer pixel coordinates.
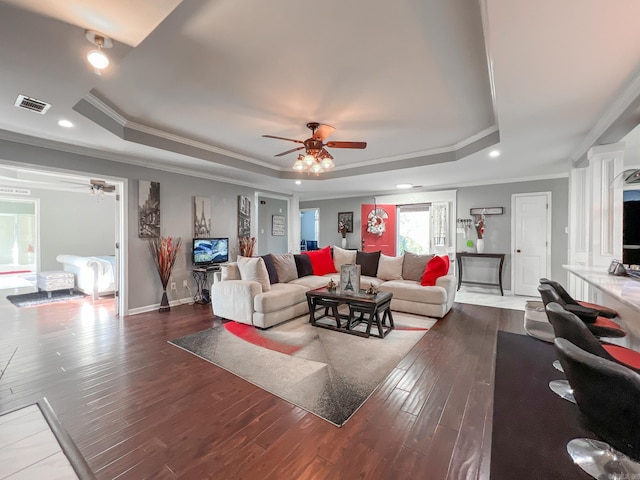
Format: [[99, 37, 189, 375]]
[[224, 322, 302, 355], [0, 270, 31, 275], [394, 326, 430, 331]]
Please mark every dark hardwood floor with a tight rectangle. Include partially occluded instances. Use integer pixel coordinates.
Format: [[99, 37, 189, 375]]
[[0, 294, 525, 479]]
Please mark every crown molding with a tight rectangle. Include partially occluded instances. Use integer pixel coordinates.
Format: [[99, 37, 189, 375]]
[[569, 64, 640, 167]]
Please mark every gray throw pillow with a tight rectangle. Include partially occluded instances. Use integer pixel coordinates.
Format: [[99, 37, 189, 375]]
[[270, 253, 298, 283], [402, 251, 434, 281]]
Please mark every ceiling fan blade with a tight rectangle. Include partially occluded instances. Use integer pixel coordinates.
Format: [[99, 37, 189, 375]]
[[313, 124, 335, 141], [274, 146, 305, 157], [325, 141, 367, 149], [103, 185, 116, 192], [262, 135, 304, 144]]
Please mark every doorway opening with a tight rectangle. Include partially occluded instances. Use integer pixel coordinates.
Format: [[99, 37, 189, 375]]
[[0, 197, 38, 290], [300, 208, 319, 251]]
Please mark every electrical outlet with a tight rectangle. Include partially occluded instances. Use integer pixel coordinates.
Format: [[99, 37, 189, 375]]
[[170, 282, 176, 290], [183, 279, 188, 288]]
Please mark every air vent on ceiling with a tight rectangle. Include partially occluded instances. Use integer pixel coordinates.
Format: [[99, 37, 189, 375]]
[[14, 94, 51, 114]]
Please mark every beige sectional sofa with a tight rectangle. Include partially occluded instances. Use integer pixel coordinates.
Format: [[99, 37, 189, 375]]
[[211, 247, 456, 329]]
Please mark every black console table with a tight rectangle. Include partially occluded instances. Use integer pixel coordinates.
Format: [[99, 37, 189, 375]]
[[456, 252, 506, 296], [192, 266, 219, 304]]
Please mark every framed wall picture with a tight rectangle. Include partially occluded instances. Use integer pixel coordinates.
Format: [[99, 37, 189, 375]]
[[193, 196, 211, 238], [238, 195, 251, 238], [272, 214, 286, 236], [338, 211, 354, 233], [340, 264, 360, 294], [138, 180, 160, 238]]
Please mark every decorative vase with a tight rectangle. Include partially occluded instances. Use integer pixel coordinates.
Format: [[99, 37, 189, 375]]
[[341, 237, 347, 249], [159, 289, 170, 312], [476, 238, 485, 254]]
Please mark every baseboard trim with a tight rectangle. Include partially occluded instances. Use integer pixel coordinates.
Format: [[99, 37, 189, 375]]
[[127, 296, 196, 316]]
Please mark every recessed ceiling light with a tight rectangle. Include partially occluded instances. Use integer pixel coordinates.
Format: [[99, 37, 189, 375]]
[[58, 119, 74, 128], [295, 180, 301, 185], [489, 149, 501, 158], [396, 183, 413, 189]]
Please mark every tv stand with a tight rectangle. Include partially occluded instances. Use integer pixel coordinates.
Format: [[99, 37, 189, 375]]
[[192, 265, 221, 304]]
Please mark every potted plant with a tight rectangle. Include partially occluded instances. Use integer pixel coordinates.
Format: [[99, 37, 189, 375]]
[[148, 236, 182, 312]]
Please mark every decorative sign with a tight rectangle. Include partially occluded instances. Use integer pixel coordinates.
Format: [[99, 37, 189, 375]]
[[470, 207, 503, 215], [272, 214, 286, 236], [340, 264, 361, 294], [0, 187, 30, 195], [238, 195, 251, 238]]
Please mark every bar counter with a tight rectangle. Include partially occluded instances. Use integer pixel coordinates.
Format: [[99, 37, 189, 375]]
[[564, 265, 640, 349]]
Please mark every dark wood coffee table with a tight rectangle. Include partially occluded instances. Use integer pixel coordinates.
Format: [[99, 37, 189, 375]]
[[306, 287, 394, 338]]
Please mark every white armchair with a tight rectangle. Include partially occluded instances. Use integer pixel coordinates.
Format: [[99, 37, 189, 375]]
[[56, 254, 116, 300]]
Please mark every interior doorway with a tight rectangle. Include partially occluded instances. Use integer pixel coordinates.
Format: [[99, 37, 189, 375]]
[[300, 208, 319, 251], [0, 162, 126, 316], [0, 197, 38, 290], [512, 192, 551, 296]]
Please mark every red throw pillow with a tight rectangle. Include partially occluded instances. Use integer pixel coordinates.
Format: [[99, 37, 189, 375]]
[[303, 246, 337, 276], [420, 255, 450, 286]]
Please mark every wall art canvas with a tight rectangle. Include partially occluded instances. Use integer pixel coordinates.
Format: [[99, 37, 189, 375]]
[[338, 211, 353, 233], [272, 215, 286, 236], [193, 196, 212, 238], [138, 180, 160, 238], [238, 195, 251, 238]]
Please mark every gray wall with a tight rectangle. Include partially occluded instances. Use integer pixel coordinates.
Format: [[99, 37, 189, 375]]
[[34, 188, 116, 271], [0, 138, 279, 311], [456, 178, 568, 289], [256, 196, 288, 255], [300, 196, 370, 250], [301, 177, 569, 291]]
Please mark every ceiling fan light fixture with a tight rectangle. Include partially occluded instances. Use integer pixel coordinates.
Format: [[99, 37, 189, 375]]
[[303, 154, 315, 166], [320, 157, 334, 169], [293, 158, 305, 171], [310, 162, 324, 175]]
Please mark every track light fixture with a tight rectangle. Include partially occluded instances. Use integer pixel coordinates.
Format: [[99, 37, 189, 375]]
[[85, 30, 113, 75]]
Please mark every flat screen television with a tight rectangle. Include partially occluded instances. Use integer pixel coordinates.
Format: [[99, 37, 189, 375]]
[[192, 237, 229, 266]]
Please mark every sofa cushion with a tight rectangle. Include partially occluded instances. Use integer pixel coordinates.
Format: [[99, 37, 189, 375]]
[[402, 251, 434, 282], [237, 256, 271, 292], [220, 263, 240, 281], [303, 246, 337, 276], [294, 254, 314, 277], [421, 255, 450, 286], [377, 254, 404, 281], [271, 253, 298, 283], [254, 283, 309, 314], [356, 250, 381, 277], [290, 275, 331, 290], [378, 279, 447, 304], [261, 254, 279, 284], [332, 245, 357, 272]]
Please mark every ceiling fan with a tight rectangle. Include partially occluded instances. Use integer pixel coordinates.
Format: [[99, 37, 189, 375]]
[[262, 122, 367, 174], [89, 179, 116, 194]]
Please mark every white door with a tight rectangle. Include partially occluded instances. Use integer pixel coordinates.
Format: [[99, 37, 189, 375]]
[[512, 192, 551, 296]]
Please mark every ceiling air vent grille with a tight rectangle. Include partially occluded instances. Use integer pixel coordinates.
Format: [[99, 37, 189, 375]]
[[14, 94, 51, 114]]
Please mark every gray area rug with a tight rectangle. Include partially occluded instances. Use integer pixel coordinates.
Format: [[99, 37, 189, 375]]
[[170, 312, 436, 426], [7, 289, 85, 307]]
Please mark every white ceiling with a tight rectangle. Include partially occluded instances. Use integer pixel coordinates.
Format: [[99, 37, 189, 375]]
[[1, 0, 640, 200]]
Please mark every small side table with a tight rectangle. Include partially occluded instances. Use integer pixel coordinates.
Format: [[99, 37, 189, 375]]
[[456, 252, 506, 296], [192, 267, 218, 304]]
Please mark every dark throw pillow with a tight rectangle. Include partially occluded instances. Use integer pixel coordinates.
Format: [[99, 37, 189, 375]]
[[261, 254, 279, 284], [294, 254, 314, 278], [356, 250, 381, 277]]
